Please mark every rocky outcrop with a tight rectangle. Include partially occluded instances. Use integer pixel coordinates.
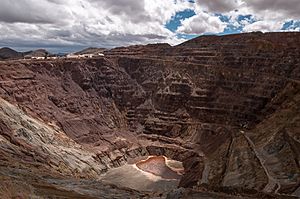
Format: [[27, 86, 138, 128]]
[[0, 32, 299, 198]]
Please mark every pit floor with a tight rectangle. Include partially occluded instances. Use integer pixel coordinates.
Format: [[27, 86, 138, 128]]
[[99, 156, 184, 192]]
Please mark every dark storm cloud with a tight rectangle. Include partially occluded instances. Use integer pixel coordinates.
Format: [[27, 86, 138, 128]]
[[196, 0, 239, 13], [247, 0, 300, 18], [0, 0, 189, 52], [0, 20, 172, 53], [0, 0, 69, 24], [89, 0, 152, 23]]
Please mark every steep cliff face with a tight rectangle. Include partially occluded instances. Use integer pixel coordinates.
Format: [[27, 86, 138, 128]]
[[0, 32, 299, 198]]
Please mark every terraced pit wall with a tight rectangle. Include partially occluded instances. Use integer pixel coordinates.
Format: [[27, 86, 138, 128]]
[[0, 32, 299, 197]]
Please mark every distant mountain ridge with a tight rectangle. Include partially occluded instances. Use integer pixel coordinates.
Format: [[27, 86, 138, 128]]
[[0, 47, 53, 60], [0, 47, 107, 60], [24, 49, 50, 57], [74, 47, 106, 55], [0, 47, 23, 60]]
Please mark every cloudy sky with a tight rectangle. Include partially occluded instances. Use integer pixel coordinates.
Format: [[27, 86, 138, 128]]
[[0, 0, 299, 52]]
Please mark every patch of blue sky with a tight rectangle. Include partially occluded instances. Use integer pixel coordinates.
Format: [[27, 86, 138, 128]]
[[216, 14, 230, 23], [165, 9, 196, 32], [221, 26, 243, 35], [237, 14, 255, 23], [282, 20, 300, 30], [176, 33, 199, 40], [217, 14, 256, 35]]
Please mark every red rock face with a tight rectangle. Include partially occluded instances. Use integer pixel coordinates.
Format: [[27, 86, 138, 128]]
[[0, 32, 299, 198]]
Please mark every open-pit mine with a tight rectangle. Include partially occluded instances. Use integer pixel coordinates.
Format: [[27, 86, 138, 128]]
[[0, 32, 299, 198]]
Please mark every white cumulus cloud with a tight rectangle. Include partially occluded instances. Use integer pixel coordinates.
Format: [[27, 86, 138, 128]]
[[179, 0, 300, 34], [177, 12, 226, 34], [0, 0, 299, 52], [0, 0, 192, 52]]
